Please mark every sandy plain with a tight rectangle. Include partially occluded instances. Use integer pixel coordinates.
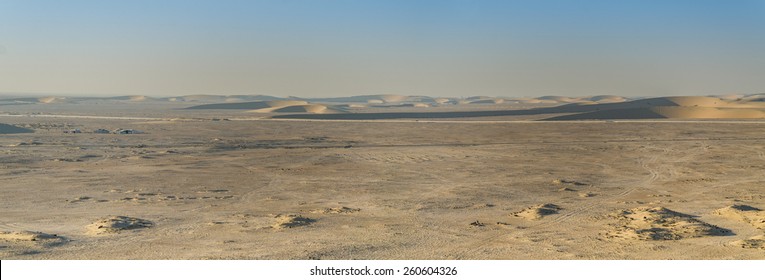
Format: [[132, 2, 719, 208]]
[[1, 97, 764, 259]]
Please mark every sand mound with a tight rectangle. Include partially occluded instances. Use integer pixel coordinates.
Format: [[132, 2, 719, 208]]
[[713, 205, 765, 229], [731, 235, 765, 250], [309, 207, 360, 214], [0, 123, 33, 134], [605, 207, 731, 240], [87, 216, 153, 235], [0, 231, 64, 243], [187, 100, 308, 110], [271, 214, 315, 229], [512, 204, 561, 220]]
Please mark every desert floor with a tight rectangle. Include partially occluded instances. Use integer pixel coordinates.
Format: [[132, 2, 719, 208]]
[[1, 105, 764, 259]]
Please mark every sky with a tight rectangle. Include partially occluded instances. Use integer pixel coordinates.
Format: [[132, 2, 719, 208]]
[[0, 0, 764, 98]]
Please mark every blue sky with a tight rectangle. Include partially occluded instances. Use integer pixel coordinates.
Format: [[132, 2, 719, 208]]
[[1, 0, 763, 97]]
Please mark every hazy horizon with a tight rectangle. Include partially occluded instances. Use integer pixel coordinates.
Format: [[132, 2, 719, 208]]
[[1, 0, 764, 98]]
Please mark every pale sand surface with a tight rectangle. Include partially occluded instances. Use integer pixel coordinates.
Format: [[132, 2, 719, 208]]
[[1, 98, 765, 259]]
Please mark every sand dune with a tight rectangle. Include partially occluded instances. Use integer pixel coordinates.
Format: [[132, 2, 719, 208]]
[[0, 123, 33, 134], [99, 95, 158, 102], [37, 96, 68, 103], [605, 207, 731, 240], [187, 100, 343, 114], [469, 98, 504, 104], [433, 98, 453, 104], [127, 95, 151, 102], [716, 94, 745, 101], [538, 95, 583, 103], [512, 98, 560, 104], [547, 96, 765, 120], [376, 94, 410, 103], [371, 103, 431, 108], [547, 106, 765, 120], [271, 95, 765, 120], [294, 94, 416, 104], [167, 94, 284, 102], [271, 104, 337, 113], [187, 100, 309, 110], [0, 97, 40, 104], [588, 95, 627, 103]]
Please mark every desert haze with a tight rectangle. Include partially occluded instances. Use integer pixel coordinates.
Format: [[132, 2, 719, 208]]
[[1, 94, 764, 259]]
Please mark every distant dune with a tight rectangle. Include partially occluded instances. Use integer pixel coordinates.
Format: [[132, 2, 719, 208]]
[[4, 93, 765, 120], [469, 98, 504, 104], [588, 95, 627, 103], [545, 96, 765, 120], [273, 95, 765, 120], [547, 106, 765, 120], [270, 104, 343, 113], [0, 123, 33, 134], [101, 95, 157, 102], [186, 100, 309, 110], [37, 96, 69, 104], [296, 94, 430, 104], [165, 94, 284, 102], [538, 95, 582, 103], [433, 98, 453, 104], [185, 100, 343, 114]]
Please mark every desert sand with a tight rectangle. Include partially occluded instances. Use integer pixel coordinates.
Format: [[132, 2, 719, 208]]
[[1, 94, 764, 259]]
